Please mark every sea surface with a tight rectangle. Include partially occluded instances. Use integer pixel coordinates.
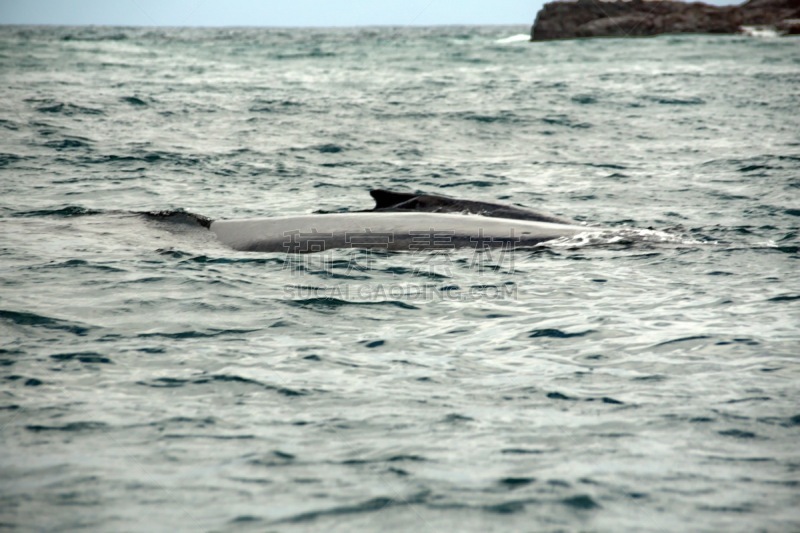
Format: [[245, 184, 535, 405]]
[[1, 25, 799, 531]]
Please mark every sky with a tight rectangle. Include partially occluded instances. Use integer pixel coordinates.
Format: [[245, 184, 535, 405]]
[[0, 0, 740, 27]]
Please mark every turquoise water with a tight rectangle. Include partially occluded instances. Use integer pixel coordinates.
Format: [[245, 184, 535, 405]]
[[1, 25, 799, 531]]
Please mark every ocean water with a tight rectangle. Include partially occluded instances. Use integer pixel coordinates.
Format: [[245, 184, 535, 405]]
[[1, 25, 799, 531]]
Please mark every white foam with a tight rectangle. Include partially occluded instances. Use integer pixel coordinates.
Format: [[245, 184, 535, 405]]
[[754, 240, 778, 248], [537, 228, 714, 248], [740, 26, 780, 38], [494, 34, 530, 44]]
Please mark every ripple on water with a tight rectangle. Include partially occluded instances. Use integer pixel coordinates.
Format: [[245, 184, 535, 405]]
[[0, 309, 93, 336], [135, 374, 309, 397]]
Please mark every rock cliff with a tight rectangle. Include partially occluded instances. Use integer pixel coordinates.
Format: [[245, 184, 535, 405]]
[[530, 0, 800, 40]]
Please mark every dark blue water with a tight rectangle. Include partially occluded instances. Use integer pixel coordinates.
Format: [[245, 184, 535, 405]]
[[1, 25, 799, 531]]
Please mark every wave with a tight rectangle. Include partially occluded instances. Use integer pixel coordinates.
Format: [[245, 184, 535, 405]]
[[0, 309, 92, 336], [494, 34, 530, 44], [285, 297, 420, 311], [13, 206, 103, 218], [27, 99, 104, 116], [740, 26, 781, 38], [136, 374, 308, 397], [540, 227, 713, 248]]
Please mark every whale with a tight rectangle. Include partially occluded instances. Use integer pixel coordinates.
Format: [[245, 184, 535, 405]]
[[144, 189, 605, 253], [209, 211, 598, 253]]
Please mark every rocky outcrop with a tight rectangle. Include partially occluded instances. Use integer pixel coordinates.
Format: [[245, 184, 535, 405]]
[[776, 17, 800, 33], [530, 0, 800, 40]]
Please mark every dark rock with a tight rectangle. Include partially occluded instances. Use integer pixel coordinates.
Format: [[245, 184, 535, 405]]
[[530, 0, 800, 41], [776, 17, 800, 33]]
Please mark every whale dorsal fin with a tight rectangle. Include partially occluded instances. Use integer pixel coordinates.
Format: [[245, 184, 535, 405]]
[[370, 189, 419, 210], [368, 188, 575, 225]]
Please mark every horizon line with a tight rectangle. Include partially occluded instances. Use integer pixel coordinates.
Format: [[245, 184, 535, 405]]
[[0, 22, 533, 29]]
